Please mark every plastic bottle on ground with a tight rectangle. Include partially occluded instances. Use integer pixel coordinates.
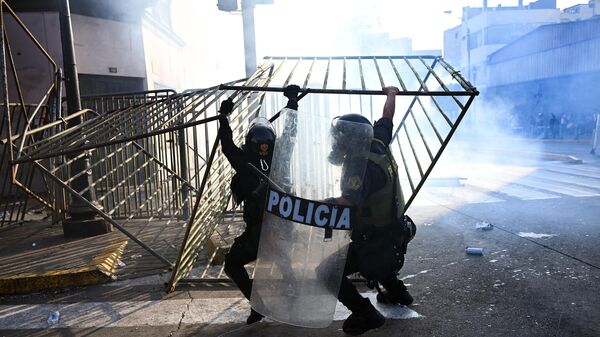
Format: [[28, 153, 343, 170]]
[[47, 311, 60, 325]]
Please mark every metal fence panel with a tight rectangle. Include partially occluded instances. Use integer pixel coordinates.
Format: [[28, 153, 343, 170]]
[[170, 56, 477, 289]]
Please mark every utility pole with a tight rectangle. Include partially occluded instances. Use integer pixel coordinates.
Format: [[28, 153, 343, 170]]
[[464, 19, 471, 81], [59, 0, 112, 237], [241, 0, 257, 77], [217, 0, 273, 77]]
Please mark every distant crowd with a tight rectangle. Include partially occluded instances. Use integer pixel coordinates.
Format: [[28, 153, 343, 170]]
[[517, 112, 598, 140]]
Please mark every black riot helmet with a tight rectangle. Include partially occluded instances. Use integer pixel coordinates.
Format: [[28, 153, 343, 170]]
[[328, 114, 374, 165], [245, 117, 276, 157]]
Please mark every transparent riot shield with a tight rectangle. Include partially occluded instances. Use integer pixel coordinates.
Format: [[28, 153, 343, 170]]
[[250, 107, 373, 328]]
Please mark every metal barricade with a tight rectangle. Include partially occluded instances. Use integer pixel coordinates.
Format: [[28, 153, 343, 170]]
[[168, 55, 477, 290], [0, 0, 62, 227]]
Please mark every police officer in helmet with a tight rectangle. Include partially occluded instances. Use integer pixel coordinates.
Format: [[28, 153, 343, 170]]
[[326, 86, 416, 335], [218, 84, 301, 325]]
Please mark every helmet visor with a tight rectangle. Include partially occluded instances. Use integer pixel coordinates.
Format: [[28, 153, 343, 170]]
[[329, 116, 373, 164]]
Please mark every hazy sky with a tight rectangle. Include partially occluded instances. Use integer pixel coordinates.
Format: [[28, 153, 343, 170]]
[[252, 0, 586, 54], [172, 0, 588, 86]]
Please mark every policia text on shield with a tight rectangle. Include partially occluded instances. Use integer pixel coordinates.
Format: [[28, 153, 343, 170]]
[[266, 188, 353, 230], [246, 162, 354, 236]]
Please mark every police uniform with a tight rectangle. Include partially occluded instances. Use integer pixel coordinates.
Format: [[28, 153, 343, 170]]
[[337, 116, 410, 314], [219, 117, 272, 301]]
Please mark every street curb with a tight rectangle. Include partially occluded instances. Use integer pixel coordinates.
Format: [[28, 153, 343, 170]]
[[538, 152, 583, 164], [475, 147, 583, 164], [0, 238, 127, 295]]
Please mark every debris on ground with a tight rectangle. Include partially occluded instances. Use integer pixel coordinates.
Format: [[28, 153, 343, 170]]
[[23, 208, 49, 221], [47, 311, 60, 325], [465, 247, 484, 256], [475, 221, 493, 230]]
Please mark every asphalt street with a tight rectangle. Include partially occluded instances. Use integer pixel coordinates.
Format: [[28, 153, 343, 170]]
[[1, 141, 599, 337]]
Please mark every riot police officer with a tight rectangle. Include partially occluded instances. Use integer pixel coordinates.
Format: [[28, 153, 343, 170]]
[[218, 85, 301, 325], [327, 86, 416, 335]]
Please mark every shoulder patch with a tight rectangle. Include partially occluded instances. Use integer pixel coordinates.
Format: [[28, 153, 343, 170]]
[[347, 175, 362, 190]]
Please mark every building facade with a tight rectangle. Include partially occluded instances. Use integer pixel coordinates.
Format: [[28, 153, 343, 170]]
[[443, 0, 598, 87], [485, 16, 600, 139], [5, 0, 186, 103]]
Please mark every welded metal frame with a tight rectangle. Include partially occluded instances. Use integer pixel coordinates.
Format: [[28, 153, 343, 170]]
[[219, 55, 478, 209], [17, 90, 218, 267], [4, 60, 280, 270], [13, 82, 250, 163], [170, 55, 478, 289], [0, 0, 63, 227], [2, 31, 477, 287]]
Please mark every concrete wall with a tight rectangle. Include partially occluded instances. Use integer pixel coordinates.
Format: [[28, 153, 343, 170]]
[[443, 6, 565, 85], [488, 37, 600, 85], [3, 12, 62, 104], [443, 26, 468, 77], [72, 15, 146, 79], [3, 12, 147, 103], [141, 14, 185, 91], [487, 18, 600, 86], [4, 1, 251, 102], [3, 9, 208, 103]]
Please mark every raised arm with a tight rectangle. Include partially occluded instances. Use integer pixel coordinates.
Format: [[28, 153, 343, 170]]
[[382, 86, 400, 121], [218, 99, 245, 171], [281, 84, 301, 138], [271, 85, 301, 192]]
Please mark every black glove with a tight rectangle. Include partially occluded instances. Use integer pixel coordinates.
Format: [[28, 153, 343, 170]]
[[286, 99, 298, 110], [219, 98, 234, 115], [284, 85, 301, 110], [283, 85, 301, 100]]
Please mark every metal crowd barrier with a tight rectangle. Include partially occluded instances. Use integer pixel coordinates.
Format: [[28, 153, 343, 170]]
[[0, 0, 62, 227], [2, 6, 477, 289], [169, 55, 477, 290]]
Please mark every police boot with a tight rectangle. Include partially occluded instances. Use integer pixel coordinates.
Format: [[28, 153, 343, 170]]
[[342, 299, 385, 335], [246, 308, 264, 325], [376, 288, 413, 306]]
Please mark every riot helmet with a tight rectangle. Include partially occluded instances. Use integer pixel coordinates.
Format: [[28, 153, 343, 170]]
[[328, 114, 374, 165], [245, 117, 276, 157], [404, 215, 417, 242]]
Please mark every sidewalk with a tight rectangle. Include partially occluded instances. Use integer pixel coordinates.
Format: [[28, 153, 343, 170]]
[[498, 139, 597, 164], [0, 219, 178, 295], [535, 139, 600, 164]]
